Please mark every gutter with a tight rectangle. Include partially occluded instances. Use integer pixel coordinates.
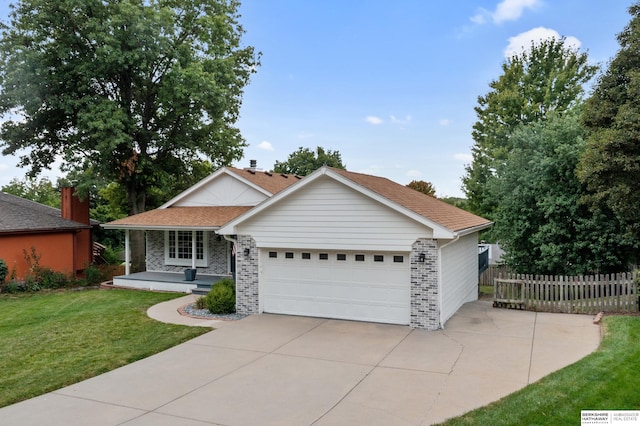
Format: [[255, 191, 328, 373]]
[[101, 224, 220, 231]]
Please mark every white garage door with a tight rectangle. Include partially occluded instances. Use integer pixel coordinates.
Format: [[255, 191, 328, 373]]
[[260, 249, 410, 325]]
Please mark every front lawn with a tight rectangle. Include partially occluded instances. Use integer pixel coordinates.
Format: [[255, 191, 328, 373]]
[[0, 289, 209, 408], [439, 315, 640, 425]]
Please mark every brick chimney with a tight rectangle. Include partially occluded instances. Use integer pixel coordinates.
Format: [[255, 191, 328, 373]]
[[61, 187, 90, 225]]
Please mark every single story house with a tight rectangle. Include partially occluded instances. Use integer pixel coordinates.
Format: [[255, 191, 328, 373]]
[[0, 188, 94, 280], [104, 164, 492, 330]]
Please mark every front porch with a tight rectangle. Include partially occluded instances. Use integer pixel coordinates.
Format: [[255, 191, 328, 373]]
[[112, 271, 230, 294]]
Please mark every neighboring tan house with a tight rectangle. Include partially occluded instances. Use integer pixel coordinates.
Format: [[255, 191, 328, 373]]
[[104, 164, 492, 330], [0, 188, 94, 280]]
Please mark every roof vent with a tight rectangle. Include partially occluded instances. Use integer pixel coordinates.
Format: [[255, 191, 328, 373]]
[[244, 159, 262, 173]]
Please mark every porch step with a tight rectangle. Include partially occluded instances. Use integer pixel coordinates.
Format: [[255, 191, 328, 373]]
[[191, 283, 213, 296]]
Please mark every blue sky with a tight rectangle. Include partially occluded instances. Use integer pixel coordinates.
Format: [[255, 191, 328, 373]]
[[0, 0, 633, 196]]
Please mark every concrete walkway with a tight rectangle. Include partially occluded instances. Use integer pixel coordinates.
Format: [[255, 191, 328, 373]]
[[0, 298, 601, 425]]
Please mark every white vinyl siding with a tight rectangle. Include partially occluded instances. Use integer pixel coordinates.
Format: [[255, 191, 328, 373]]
[[173, 173, 268, 207], [440, 233, 479, 324], [236, 177, 433, 252]]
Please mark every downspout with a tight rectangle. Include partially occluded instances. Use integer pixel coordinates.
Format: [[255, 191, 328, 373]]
[[437, 233, 460, 328]]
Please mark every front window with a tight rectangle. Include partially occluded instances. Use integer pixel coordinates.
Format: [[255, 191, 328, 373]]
[[165, 230, 208, 266]]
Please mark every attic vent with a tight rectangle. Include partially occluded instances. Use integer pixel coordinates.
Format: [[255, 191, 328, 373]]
[[281, 174, 288, 178], [264, 171, 272, 176]]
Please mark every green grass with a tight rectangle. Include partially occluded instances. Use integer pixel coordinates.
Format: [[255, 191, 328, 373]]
[[438, 315, 640, 425], [479, 285, 493, 298], [0, 289, 209, 408]]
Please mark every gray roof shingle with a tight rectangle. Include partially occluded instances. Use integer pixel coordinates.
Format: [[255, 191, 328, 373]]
[[0, 192, 91, 234]]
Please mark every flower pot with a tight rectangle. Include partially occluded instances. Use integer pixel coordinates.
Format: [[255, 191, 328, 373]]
[[184, 268, 197, 281]]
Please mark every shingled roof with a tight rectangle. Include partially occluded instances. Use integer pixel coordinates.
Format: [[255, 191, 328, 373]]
[[226, 167, 302, 194], [0, 192, 91, 234], [330, 167, 491, 233], [104, 166, 303, 229], [105, 206, 253, 229]]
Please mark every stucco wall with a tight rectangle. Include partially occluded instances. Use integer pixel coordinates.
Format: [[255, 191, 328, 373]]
[[0, 233, 76, 280]]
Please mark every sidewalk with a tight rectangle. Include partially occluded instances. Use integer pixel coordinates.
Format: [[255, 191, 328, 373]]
[[146, 294, 233, 328]]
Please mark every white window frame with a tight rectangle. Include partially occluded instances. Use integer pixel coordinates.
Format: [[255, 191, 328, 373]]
[[164, 230, 208, 267]]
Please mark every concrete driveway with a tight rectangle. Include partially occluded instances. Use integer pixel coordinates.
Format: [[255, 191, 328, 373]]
[[0, 301, 600, 426]]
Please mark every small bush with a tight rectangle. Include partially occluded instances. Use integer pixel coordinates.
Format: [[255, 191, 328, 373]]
[[37, 268, 69, 289], [205, 282, 236, 314], [195, 296, 207, 310], [2, 281, 21, 294], [215, 278, 236, 294], [101, 246, 122, 265], [2, 277, 41, 294], [83, 265, 104, 286], [0, 259, 8, 283]]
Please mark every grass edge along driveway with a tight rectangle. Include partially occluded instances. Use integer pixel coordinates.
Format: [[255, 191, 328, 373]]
[[439, 315, 640, 425], [0, 289, 209, 408]]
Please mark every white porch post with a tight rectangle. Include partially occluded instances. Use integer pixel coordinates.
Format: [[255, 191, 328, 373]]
[[191, 230, 196, 269], [125, 229, 131, 276]]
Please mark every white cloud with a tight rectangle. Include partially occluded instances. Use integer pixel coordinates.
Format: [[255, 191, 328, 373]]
[[471, 0, 540, 25], [406, 169, 422, 178], [504, 27, 581, 58], [493, 0, 540, 24], [454, 153, 473, 162], [365, 116, 384, 125], [390, 115, 412, 125], [470, 13, 487, 25], [439, 119, 453, 126], [257, 140, 274, 151]]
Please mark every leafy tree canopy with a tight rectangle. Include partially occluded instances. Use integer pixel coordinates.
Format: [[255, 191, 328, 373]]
[[273, 146, 345, 176], [462, 37, 598, 218], [0, 0, 259, 217], [406, 180, 436, 197], [490, 112, 636, 275], [440, 196, 470, 211], [578, 1, 640, 240], [1, 177, 62, 208]]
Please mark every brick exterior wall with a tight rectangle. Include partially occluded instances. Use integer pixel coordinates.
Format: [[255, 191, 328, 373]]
[[146, 230, 230, 275], [235, 235, 259, 315], [410, 239, 440, 330]]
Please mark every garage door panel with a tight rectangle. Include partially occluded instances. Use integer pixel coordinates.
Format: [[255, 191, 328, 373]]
[[265, 278, 407, 303], [260, 250, 410, 325], [264, 293, 408, 324]]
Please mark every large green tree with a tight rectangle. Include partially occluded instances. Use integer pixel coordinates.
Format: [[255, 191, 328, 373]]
[[406, 180, 436, 197], [0, 0, 258, 269], [462, 38, 598, 218], [579, 2, 640, 241], [1, 177, 61, 208], [490, 112, 636, 275], [273, 146, 345, 176]]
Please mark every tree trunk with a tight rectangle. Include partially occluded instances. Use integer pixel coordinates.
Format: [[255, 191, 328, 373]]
[[128, 182, 147, 273]]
